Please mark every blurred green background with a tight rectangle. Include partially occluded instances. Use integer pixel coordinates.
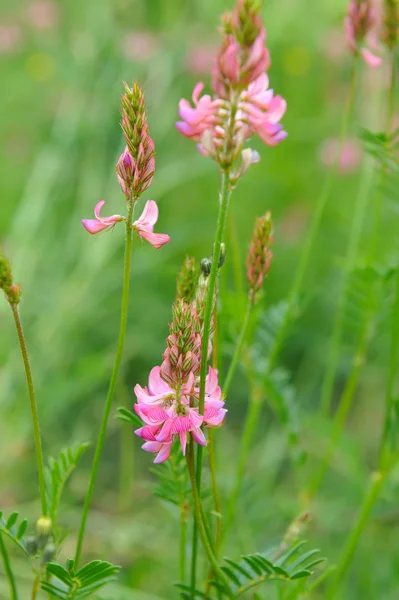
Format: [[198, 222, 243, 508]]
[[1, 0, 398, 598]]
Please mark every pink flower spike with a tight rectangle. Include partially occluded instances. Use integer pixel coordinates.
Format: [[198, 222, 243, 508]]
[[82, 200, 124, 234], [133, 200, 170, 248]]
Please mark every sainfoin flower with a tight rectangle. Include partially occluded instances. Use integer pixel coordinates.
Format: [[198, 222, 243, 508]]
[[344, 0, 383, 67], [132, 200, 170, 248], [176, 0, 287, 167], [134, 366, 226, 463], [81, 200, 124, 234], [82, 200, 170, 249]]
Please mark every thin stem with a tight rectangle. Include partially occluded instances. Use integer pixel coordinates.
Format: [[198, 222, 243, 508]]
[[74, 199, 135, 566], [208, 430, 222, 556], [31, 575, 40, 600], [225, 383, 263, 534], [325, 471, 384, 599], [266, 60, 358, 374], [11, 305, 47, 516], [186, 438, 234, 598], [191, 169, 232, 594], [179, 500, 188, 583], [319, 153, 374, 417], [0, 534, 18, 600], [199, 169, 232, 416], [223, 294, 254, 396]]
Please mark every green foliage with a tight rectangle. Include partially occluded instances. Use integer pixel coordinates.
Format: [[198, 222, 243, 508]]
[[116, 407, 143, 428], [252, 301, 301, 452], [176, 542, 323, 598], [359, 128, 399, 203], [0, 510, 30, 557], [46, 442, 91, 526], [150, 442, 191, 508], [41, 559, 120, 599]]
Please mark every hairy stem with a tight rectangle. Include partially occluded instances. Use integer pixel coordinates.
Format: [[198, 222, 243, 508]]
[[74, 199, 135, 565], [186, 439, 234, 598], [208, 430, 222, 557], [191, 169, 232, 594], [0, 535, 18, 600], [11, 305, 47, 517]]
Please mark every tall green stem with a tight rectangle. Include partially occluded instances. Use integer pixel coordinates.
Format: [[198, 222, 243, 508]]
[[190, 169, 232, 594], [325, 471, 384, 599], [223, 294, 254, 396], [208, 429, 222, 556], [266, 61, 358, 374], [0, 534, 18, 600], [11, 304, 47, 517], [74, 199, 135, 565], [186, 439, 234, 598]]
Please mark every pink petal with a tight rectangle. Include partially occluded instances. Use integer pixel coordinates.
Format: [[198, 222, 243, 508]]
[[156, 420, 174, 442], [192, 82, 205, 104], [361, 48, 382, 68], [134, 384, 167, 405], [191, 428, 207, 446], [154, 442, 173, 463], [148, 366, 172, 395], [141, 441, 163, 453], [81, 219, 111, 234], [138, 228, 171, 249], [134, 200, 159, 228], [179, 431, 187, 456]]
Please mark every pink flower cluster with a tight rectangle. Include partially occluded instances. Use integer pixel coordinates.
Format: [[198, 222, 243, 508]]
[[345, 0, 382, 67], [134, 366, 227, 463], [175, 2, 287, 162], [82, 199, 170, 248]]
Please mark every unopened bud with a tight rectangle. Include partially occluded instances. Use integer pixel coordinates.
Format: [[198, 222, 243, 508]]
[[0, 254, 12, 291], [36, 516, 52, 538], [41, 541, 56, 565], [176, 256, 200, 303], [247, 211, 273, 301], [200, 257, 212, 276], [26, 536, 39, 556]]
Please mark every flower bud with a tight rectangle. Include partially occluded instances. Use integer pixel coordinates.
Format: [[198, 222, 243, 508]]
[[26, 536, 39, 556], [246, 211, 273, 301], [36, 516, 52, 548], [176, 256, 200, 303], [119, 82, 156, 198], [41, 541, 56, 565], [200, 257, 212, 276], [0, 254, 12, 291]]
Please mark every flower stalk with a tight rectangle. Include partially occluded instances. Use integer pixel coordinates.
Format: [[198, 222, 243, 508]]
[[74, 199, 135, 565]]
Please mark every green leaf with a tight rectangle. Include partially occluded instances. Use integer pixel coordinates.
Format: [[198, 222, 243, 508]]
[[116, 407, 143, 427], [46, 441, 90, 526], [220, 544, 323, 597], [43, 559, 120, 599], [0, 510, 30, 556]]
